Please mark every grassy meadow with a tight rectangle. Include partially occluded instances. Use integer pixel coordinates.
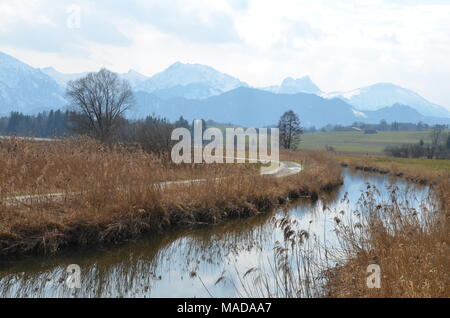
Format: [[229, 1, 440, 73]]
[[340, 155, 450, 172], [300, 130, 439, 153]]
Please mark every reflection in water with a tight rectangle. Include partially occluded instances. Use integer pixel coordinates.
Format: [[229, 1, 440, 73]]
[[0, 169, 434, 298]]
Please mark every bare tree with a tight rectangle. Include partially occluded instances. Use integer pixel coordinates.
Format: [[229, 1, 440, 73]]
[[66, 69, 134, 143], [427, 125, 445, 159], [446, 132, 450, 150], [278, 110, 303, 150], [121, 116, 175, 159]]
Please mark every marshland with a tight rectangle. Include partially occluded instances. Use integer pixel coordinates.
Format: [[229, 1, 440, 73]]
[[0, 136, 448, 298]]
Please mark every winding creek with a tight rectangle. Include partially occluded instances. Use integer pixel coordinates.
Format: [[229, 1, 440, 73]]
[[0, 169, 435, 298]]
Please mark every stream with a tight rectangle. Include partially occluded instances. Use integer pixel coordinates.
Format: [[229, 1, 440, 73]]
[[0, 169, 435, 298]]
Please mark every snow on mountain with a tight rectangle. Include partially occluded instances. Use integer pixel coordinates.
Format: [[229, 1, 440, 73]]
[[261, 76, 322, 95], [137, 62, 248, 99], [41, 67, 88, 87], [324, 83, 450, 118], [1, 50, 449, 123], [0, 52, 66, 115], [352, 109, 367, 118], [119, 70, 148, 87], [135, 87, 359, 128], [41, 67, 148, 88]]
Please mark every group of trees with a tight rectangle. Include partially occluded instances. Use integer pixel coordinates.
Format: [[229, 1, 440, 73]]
[[119, 116, 192, 158], [307, 120, 441, 134], [0, 68, 305, 155], [20, 68, 450, 160], [385, 126, 450, 159], [64, 68, 305, 152], [0, 110, 71, 137]]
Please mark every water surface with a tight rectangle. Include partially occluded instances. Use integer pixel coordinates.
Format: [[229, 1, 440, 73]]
[[0, 169, 433, 298]]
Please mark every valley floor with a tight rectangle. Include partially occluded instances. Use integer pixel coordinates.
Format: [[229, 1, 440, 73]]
[[301, 130, 441, 154]]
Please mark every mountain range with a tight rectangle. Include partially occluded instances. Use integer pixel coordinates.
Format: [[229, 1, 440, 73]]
[[261, 76, 322, 95], [1, 51, 449, 127], [324, 83, 450, 118], [0, 52, 65, 114], [41, 67, 148, 88], [131, 89, 450, 127]]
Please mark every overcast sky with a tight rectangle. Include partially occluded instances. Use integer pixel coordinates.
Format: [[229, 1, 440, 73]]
[[1, 0, 450, 109]]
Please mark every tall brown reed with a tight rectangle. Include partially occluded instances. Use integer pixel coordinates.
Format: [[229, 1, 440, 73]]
[[0, 137, 343, 258], [236, 158, 449, 298]]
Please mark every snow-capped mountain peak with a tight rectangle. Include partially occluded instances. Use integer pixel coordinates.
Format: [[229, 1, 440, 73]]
[[261, 76, 322, 95], [40, 67, 88, 86], [279, 76, 322, 94], [119, 70, 148, 87], [0, 51, 66, 115], [324, 82, 450, 118], [137, 62, 248, 98], [41, 67, 148, 88]]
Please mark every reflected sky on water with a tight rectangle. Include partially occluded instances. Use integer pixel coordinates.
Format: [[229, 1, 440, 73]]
[[0, 169, 434, 298]]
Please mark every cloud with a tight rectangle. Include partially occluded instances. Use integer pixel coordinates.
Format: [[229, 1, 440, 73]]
[[0, 1, 132, 54], [287, 20, 324, 40], [229, 0, 251, 11], [103, 0, 240, 44], [377, 34, 400, 45], [1, 0, 450, 109]]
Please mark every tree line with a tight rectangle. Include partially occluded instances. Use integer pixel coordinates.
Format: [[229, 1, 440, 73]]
[[2, 69, 303, 154], [9, 67, 449, 160], [384, 126, 450, 159], [0, 110, 72, 137], [306, 120, 443, 134]]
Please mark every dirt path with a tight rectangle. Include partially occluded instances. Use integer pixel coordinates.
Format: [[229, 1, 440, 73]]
[[2, 160, 303, 206]]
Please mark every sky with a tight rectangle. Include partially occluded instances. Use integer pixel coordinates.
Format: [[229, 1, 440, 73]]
[[1, 0, 450, 109]]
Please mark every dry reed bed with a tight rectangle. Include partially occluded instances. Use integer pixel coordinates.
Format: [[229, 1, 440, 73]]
[[0, 138, 343, 258], [325, 157, 450, 297], [0, 137, 259, 198]]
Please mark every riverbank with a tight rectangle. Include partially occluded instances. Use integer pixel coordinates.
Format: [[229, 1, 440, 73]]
[[324, 155, 450, 297], [0, 137, 343, 259]]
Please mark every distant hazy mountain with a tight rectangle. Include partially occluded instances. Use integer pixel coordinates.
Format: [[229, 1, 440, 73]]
[[40, 67, 88, 87], [362, 104, 450, 125], [151, 83, 223, 100], [134, 87, 360, 127], [137, 62, 248, 99], [41, 67, 147, 88], [119, 70, 148, 87], [2, 51, 450, 126], [0, 52, 66, 115], [324, 83, 450, 118], [262, 76, 322, 95]]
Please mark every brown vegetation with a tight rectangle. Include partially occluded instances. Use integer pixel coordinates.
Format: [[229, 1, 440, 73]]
[[326, 156, 450, 297], [236, 155, 449, 298], [0, 137, 342, 258], [314, 157, 450, 298]]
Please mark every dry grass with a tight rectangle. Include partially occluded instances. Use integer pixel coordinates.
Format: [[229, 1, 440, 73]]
[[0, 137, 343, 258], [235, 155, 449, 298], [340, 155, 450, 183], [326, 156, 450, 298]]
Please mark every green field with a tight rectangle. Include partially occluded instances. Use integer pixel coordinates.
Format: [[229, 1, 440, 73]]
[[340, 155, 450, 172], [300, 130, 440, 153]]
